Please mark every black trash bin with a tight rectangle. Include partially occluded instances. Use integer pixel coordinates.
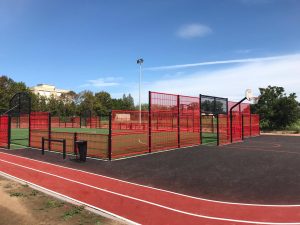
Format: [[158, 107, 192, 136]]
[[76, 140, 87, 161]]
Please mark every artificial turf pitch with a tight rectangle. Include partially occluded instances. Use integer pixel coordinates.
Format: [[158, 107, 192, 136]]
[[10, 127, 217, 151]]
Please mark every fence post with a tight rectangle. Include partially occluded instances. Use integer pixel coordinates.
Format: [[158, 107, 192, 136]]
[[28, 113, 31, 147], [63, 139, 66, 159], [48, 113, 51, 150], [73, 132, 77, 156], [148, 91, 152, 153], [99, 114, 101, 129], [177, 95, 180, 148], [258, 115, 261, 135], [199, 94, 202, 144], [242, 114, 244, 140], [192, 108, 194, 132], [217, 114, 219, 146], [8, 115, 11, 149], [250, 114, 252, 137], [211, 115, 214, 133], [230, 112, 233, 143], [42, 137, 45, 155], [108, 110, 112, 160]]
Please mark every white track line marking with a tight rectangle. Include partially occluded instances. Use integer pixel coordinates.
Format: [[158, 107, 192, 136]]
[[1, 150, 300, 207], [0, 159, 300, 225], [0, 171, 139, 225]]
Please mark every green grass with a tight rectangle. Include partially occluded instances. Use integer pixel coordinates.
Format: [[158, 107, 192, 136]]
[[9, 127, 108, 149], [286, 120, 300, 133], [52, 127, 108, 134], [10, 128, 29, 149], [46, 200, 65, 209], [10, 192, 25, 197], [202, 132, 217, 145], [63, 206, 85, 220]]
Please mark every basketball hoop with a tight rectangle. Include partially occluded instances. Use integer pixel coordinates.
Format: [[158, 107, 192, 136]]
[[245, 89, 253, 101], [249, 96, 260, 104]]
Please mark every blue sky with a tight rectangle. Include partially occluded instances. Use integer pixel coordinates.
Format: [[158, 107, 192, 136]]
[[1, 0, 300, 102]]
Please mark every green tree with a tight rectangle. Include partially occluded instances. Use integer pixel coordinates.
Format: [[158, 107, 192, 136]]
[[94, 91, 112, 115], [60, 91, 78, 117], [111, 98, 123, 110], [0, 75, 29, 112], [0, 75, 141, 117], [252, 86, 300, 130], [201, 100, 214, 113], [78, 91, 95, 115], [135, 103, 149, 110], [122, 94, 135, 110]]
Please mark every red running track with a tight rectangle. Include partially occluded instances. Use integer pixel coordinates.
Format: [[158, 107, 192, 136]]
[[0, 152, 300, 225]]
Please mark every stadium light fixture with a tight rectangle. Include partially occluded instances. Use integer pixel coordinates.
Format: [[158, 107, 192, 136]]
[[137, 58, 144, 123]]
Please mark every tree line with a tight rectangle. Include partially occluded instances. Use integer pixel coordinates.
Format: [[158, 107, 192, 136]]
[[251, 86, 300, 130], [0, 75, 137, 117], [1, 75, 299, 130]]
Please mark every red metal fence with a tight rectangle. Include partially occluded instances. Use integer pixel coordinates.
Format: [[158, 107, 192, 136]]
[[50, 115, 108, 129], [11, 114, 29, 128], [51, 116, 80, 128], [0, 92, 260, 160], [241, 103, 251, 138], [228, 101, 242, 143], [179, 95, 201, 147], [30, 112, 50, 149], [111, 110, 149, 158], [251, 114, 260, 136], [218, 114, 230, 145], [108, 92, 261, 157], [30, 112, 109, 158], [0, 115, 9, 148], [150, 92, 201, 150], [150, 92, 180, 151]]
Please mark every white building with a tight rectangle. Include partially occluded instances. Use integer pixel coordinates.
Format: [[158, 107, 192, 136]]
[[30, 84, 70, 98]]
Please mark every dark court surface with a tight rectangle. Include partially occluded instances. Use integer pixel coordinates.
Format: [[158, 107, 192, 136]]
[[1, 135, 300, 204]]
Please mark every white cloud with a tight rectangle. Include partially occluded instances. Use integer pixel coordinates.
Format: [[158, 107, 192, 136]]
[[129, 54, 300, 103], [177, 23, 212, 39], [82, 77, 122, 88], [146, 54, 299, 71]]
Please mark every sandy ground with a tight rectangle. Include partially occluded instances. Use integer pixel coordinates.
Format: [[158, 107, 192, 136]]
[[261, 132, 300, 136], [0, 176, 127, 225]]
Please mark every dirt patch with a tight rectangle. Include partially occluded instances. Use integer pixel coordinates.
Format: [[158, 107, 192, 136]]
[[261, 132, 300, 136], [0, 176, 127, 225]]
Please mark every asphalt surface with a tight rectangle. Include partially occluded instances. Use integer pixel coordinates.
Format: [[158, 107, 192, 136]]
[[1, 135, 300, 204]]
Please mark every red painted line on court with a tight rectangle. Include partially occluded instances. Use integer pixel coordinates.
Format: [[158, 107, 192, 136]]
[[1, 152, 300, 225]]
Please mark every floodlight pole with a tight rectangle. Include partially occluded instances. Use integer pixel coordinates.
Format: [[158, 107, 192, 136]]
[[137, 58, 144, 124]]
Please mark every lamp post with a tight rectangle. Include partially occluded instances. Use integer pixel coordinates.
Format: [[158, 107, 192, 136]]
[[137, 58, 144, 124]]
